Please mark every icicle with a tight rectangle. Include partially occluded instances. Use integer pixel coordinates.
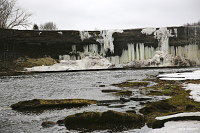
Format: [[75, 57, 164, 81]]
[[136, 43, 140, 60], [72, 45, 76, 53], [96, 30, 123, 53]]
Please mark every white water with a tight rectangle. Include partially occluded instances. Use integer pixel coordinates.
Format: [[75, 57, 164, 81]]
[[25, 55, 112, 72]]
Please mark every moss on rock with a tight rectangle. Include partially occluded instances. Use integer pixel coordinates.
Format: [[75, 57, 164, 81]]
[[63, 110, 145, 131], [113, 90, 132, 96], [113, 82, 149, 88], [139, 78, 200, 128], [11, 99, 97, 110], [15, 57, 58, 70]]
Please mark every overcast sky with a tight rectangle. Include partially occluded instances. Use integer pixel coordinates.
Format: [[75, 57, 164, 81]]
[[17, 0, 200, 30]]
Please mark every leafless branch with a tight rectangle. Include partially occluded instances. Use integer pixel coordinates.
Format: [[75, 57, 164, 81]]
[[0, 0, 31, 29]]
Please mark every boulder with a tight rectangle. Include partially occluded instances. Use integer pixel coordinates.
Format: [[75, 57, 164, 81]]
[[139, 100, 175, 115], [41, 121, 56, 128], [113, 82, 149, 88], [130, 97, 152, 101], [62, 110, 145, 131], [11, 99, 97, 110], [101, 89, 121, 93]]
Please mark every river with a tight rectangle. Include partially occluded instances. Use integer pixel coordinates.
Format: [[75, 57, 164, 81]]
[[0, 68, 199, 133]]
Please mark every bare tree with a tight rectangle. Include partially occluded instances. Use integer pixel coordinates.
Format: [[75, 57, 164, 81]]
[[184, 20, 200, 26], [40, 22, 58, 30], [0, 0, 31, 29], [33, 23, 39, 30]]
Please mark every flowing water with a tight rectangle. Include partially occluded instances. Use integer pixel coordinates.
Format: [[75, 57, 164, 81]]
[[0, 68, 199, 133]]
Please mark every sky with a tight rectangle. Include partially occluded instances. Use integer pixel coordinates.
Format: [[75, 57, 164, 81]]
[[17, 0, 200, 30]]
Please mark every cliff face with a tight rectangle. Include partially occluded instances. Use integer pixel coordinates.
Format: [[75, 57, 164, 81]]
[[0, 26, 200, 71]]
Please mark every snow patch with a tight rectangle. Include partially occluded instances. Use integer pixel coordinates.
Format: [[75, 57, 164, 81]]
[[185, 84, 200, 102], [57, 31, 63, 35], [141, 28, 156, 35]]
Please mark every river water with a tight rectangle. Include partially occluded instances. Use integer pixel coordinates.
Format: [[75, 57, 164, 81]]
[[0, 68, 199, 133]]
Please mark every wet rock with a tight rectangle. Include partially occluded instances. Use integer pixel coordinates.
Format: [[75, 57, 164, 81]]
[[130, 107, 136, 109], [120, 98, 130, 102], [62, 110, 145, 131], [186, 104, 195, 111], [101, 89, 121, 93], [98, 100, 122, 104], [130, 97, 152, 101], [126, 110, 136, 113], [139, 100, 175, 115], [114, 90, 132, 96], [97, 103, 110, 106], [99, 85, 106, 87], [108, 105, 126, 108], [42, 121, 56, 128], [113, 82, 149, 88], [139, 101, 149, 105], [11, 99, 97, 110], [57, 120, 65, 126]]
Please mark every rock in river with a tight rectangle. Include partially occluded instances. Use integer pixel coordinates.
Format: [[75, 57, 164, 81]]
[[62, 110, 145, 131], [41, 121, 56, 128], [11, 99, 97, 110]]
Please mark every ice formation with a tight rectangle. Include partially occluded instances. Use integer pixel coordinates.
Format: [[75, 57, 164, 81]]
[[141, 28, 156, 35], [139, 27, 174, 66], [65, 27, 199, 69], [57, 31, 63, 35], [27, 27, 200, 72], [25, 55, 113, 72], [154, 27, 173, 53], [97, 30, 123, 53], [79, 31, 92, 41]]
